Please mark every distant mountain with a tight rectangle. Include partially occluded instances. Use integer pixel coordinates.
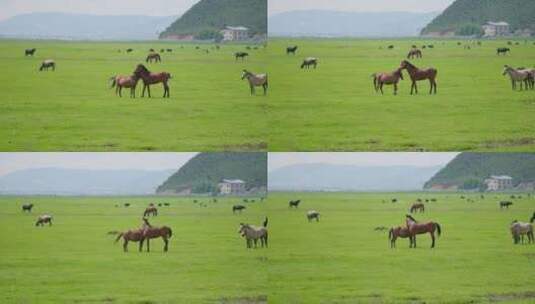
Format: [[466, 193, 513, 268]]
[[421, 0, 535, 36], [157, 152, 267, 195], [268, 10, 439, 37], [268, 164, 442, 192], [424, 153, 535, 190], [0, 13, 177, 40], [0, 168, 174, 195], [160, 0, 266, 39]]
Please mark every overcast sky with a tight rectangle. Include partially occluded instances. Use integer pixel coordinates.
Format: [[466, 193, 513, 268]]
[[269, 0, 455, 15], [0, 153, 198, 176], [0, 0, 200, 20], [269, 153, 458, 172]]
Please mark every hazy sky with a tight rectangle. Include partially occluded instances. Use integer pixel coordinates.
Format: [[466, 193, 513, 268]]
[[0, 0, 200, 20], [0, 153, 198, 176], [269, 153, 458, 172], [269, 0, 455, 15]]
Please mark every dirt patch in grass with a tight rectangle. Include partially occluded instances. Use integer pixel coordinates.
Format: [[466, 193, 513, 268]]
[[218, 295, 267, 304], [488, 291, 535, 302], [481, 137, 535, 149]]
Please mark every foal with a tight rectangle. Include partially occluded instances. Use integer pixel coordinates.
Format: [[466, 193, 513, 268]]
[[241, 70, 268, 95], [373, 68, 404, 95], [110, 74, 139, 98], [388, 226, 410, 248], [238, 217, 268, 249]]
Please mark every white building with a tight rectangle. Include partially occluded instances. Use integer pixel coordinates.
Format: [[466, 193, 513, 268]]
[[220, 26, 249, 41], [482, 21, 510, 37], [218, 179, 246, 195], [484, 175, 513, 191]]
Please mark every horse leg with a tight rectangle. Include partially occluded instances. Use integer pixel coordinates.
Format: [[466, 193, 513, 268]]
[[410, 82, 414, 95], [139, 239, 144, 252], [394, 83, 397, 95], [250, 85, 254, 95], [430, 232, 435, 248], [146, 239, 150, 252], [142, 85, 146, 97], [147, 85, 151, 98], [163, 237, 168, 252], [124, 240, 128, 252]]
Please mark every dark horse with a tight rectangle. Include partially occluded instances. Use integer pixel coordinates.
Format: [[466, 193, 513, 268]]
[[235, 52, 249, 61], [497, 47, 510, 55], [286, 46, 298, 55], [405, 215, 441, 248], [144, 206, 158, 217], [146, 53, 161, 63], [410, 203, 425, 213], [400, 60, 437, 95], [233, 205, 246, 214], [531, 212, 535, 223], [289, 200, 301, 208], [39, 60, 55, 71], [133, 64, 171, 98], [500, 201, 513, 209], [22, 203, 34, 212], [25, 48, 36, 56], [407, 48, 422, 59]]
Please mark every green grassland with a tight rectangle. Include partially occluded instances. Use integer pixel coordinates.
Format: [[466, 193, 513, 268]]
[[267, 192, 535, 303], [267, 39, 535, 151], [0, 40, 267, 151], [0, 196, 268, 303]]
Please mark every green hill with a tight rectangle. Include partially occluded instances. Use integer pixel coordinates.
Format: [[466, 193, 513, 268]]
[[421, 0, 535, 36], [156, 152, 267, 195], [424, 153, 535, 190], [159, 0, 266, 40]]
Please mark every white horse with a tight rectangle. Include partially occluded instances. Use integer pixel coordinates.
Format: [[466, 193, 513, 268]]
[[241, 70, 268, 95], [238, 218, 268, 248], [306, 210, 320, 222], [510, 220, 534, 244], [502, 65, 531, 90]]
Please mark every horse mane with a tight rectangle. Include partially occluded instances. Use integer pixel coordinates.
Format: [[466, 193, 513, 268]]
[[406, 214, 417, 223], [402, 60, 417, 69]]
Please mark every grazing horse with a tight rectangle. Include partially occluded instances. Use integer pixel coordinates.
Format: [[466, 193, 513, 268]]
[[35, 215, 53, 227], [233, 205, 246, 214], [241, 70, 268, 95], [235, 52, 249, 61], [301, 57, 318, 69], [306, 210, 320, 222], [405, 215, 441, 248], [289, 200, 301, 208], [115, 228, 145, 252], [109, 74, 139, 98], [286, 46, 298, 55], [143, 206, 158, 217], [133, 64, 171, 98], [126, 48, 133, 53], [39, 60, 55, 71], [497, 48, 510, 55], [388, 226, 411, 248], [146, 53, 161, 63], [410, 203, 425, 213], [399, 60, 437, 94], [499, 201, 513, 209], [503, 65, 532, 90], [238, 217, 268, 249], [140, 218, 172, 252], [124, 203, 130, 207], [510, 220, 533, 244], [407, 49, 422, 59], [25, 48, 36, 56], [372, 68, 404, 95], [22, 203, 34, 212]]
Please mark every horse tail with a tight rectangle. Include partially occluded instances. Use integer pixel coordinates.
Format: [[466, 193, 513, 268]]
[[435, 223, 441, 237], [263, 217, 268, 227], [388, 228, 393, 240], [115, 232, 124, 243], [109, 77, 116, 88], [166, 226, 173, 238]]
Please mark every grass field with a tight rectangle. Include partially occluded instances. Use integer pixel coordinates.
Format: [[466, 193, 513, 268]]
[[267, 192, 535, 303], [0, 40, 267, 151], [0, 196, 268, 303], [267, 39, 535, 151]]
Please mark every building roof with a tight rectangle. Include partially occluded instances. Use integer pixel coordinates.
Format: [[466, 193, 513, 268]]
[[485, 21, 509, 26], [489, 175, 512, 180], [224, 26, 249, 31], [221, 179, 245, 184]]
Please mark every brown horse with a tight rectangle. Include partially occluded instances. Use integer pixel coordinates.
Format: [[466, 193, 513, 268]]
[[143, 206, 158, 217], [109, 75, 139, 98], [410, 203, 425, 213], [35, 214, 53, 227], [140, 218, 172, 252], [146, 53, 161, 63], [405, 214, 441, 248], [373, 68, 404, 95], [241, 70, 268, 95], [115, 228, 145, 252], [388, 226, 410, 248], [400, 60, 437, 94], [407, 48, 422, 59], [133, 64, 171, 98]]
